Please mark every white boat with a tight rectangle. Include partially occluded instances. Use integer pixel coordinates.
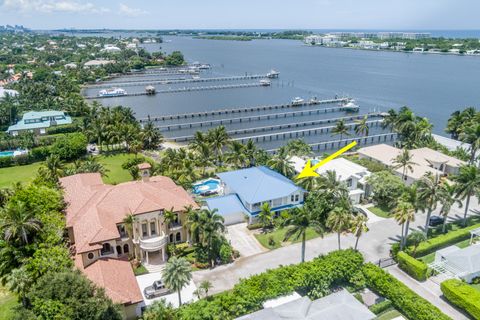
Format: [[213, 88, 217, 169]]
[[267, 69, 280, 78], [192, 75, 200, 80], [199, 64, 211, 69], [343, 100, 360, 111], [260, 79, 271, 86], [309, 96, 318, 104], [291, 97, 304, 106], [98, 88, 127, 97]]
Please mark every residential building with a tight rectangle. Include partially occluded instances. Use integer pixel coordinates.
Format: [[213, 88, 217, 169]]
[[291, 157, 371, 204], [84, 59, 115, 68], [357, 144, 466, 185], [205, 166, 305, 225], [59, 165, 198, 318], [432, 243, 480, 283], [0, 86, 18, 99], [236, 289, 376, 320], [7, 110, 72, 136]]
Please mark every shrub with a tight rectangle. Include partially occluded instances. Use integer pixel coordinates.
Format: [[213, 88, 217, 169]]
[[441, 279, 480, 320], [247, 223, 262, 230], [369, 299, 393, 315], [0, 155, 13, 168], [46, 124, 80, 135], [363, 263, 450, 320], [219, 244, 233, 264], [366, 171, 405, 209], [50, 132, 87, 161], [30, 146, 51, 161], [397, 251, 429, 281]]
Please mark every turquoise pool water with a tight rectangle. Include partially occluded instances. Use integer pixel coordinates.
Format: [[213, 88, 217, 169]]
[[0, 151, 14, 157], [193, 179, 221, 195]]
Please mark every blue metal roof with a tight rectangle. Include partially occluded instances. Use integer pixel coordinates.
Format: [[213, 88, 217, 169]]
[[217, 166, 302, 204], [205, 194, 250, 218]]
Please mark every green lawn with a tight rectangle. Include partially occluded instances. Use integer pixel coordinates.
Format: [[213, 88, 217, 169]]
[[255, 227, 322, 250], [369, 206, 392, 218], [133, 264, 149, 276], [418, 238, 472, 264], [375, 309, 402, 320], [0, 285, 18, 320], [0, 153, 140, 188], [471, 284, 480, 292]]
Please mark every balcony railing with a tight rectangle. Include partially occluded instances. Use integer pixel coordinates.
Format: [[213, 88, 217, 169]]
[[169, 222, 182, 230], [139, 232, 168, 251]]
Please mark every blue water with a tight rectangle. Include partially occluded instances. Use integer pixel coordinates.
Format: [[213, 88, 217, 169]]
[[0, 151, 14, 157], [193, 179, 221, 194]]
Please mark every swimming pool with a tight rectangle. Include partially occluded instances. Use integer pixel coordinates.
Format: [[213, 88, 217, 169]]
[[0, 151, 14, 158], [192, 178, 222, 196]]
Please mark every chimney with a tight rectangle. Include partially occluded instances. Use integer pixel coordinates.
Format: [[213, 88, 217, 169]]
[[138, 163, 152, 182]]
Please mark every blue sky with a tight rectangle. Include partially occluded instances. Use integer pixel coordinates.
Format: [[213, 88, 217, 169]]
[[1, 0, 479, 30]]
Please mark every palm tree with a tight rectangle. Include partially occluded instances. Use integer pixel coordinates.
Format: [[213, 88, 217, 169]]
[[417, 172, 442, 235], [284, 139, 313, 157], [267, 147, 295, 178], [351, 214, 369, 250], [326, 205, 352, 250], [354, 115, 370, 137], [185, 206, 202, 245], [164, 208, 177, 244], [320, 170, 349, 200], [393, 201, 415, 249], [283, 206, 324, 262], [331, 119, 351, 142], [381, 109, 398, 133], [438, 182, 463, 233], [225, 141, 246, 168], [393, 149, 416, 181], [208, 126, 230, 164], [257, 202, 274, 233], [45, 154, 64, 181], [123, 213, 138, 259], [199, 280, 213, 297], [199, 209, 226, 268], [161, 257, 192, 306], [459, 122, 480, 164], [243, 139, 257, 167], [0, 201, 42, 244], [6, 267, 31, 307], [453, 165, 480, 226], [141, 121, 164, 150], [407, 231, 427, 257]]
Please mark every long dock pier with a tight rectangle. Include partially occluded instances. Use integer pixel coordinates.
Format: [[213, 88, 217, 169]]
[[157, 105, 361, 132], [85, 82, 269, 99], [138, 98, 351, 122], [85, 74, 273, 89], [267, 133, 398, 154], [168, 114, 383, 142]]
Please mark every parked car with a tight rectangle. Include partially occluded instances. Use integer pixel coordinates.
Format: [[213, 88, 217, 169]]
[[429, 215, 445, 227], [143, 280, 170, 299]]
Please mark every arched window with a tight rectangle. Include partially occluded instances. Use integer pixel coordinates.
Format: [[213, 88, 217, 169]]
[[101, 243, 113, 256], [169, 234, 174, 243], [123, 244, 129, 253], [116, 245, 122, 255], [176, 232, 181, 242]]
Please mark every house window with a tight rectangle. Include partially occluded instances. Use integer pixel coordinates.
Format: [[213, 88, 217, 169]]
[[116, 245, 122, 255], [346, 179, 353, 188], [141, 223, 148, 237], [176, 232, 181, 242], [291, 195, 294, 202], [150, 221, 156, 236], [87, 252, 94, 259], [169, 234, 174, 243], [295, 194, 299, 202], [117, 224, 127, 238], [101, 243, 113, 256], [123, 244, 129, 254]]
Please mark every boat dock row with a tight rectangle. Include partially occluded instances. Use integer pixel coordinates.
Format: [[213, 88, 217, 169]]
[[156, 105, 362, 132], [85, 74, 275, 89], [267, 133, 398, 153], [138, 98, 351, 122], [168, 114, 383, 142], [85, 82, 270, 99]]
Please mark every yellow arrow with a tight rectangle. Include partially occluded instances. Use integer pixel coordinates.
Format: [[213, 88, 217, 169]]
[[297, 141, 358, 179]]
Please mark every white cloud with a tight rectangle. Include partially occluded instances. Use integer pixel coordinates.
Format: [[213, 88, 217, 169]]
[[1, 0, 109, 14], [119, 3, 147, 17]]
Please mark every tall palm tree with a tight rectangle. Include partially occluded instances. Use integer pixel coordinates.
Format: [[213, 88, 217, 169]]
[[243, 139, 258, 167], [438, 182, 463, 233], [459, 122, 480, 164], [164, 208, 177, 244], [453, 165, 480, 226], [393, 201, 415, 249], [354, 115, 370, 137], [0, 201, 42, 244], [351, 214, 369, 250], [326, 205, 352, 250], [284, 139, 313, 157], [161, 257, 192, 306], [320, 170, 349, 200], [267, 147, 295, 178], [283, 206, 324, 262], [185, 206, 202, 245], [257, 202, 274, 233], [199, 209, 226, 268], [141, 121, 164, 150], [6, 267, 31, 307], [123, 213, 138, 259], [417, 172, 442, 235], [208, 126, 230, 164], [331, 119, 351, 142], [393, 149, 416, 181], [225, 141, 246, 168], [45, 154, 64, 181], [381, 109, 398, 133]]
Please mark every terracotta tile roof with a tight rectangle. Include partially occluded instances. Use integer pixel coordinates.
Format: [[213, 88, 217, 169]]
[[79, 257, 143, 305], [60, 173, 198, 254], [138, 162, 151, 170]]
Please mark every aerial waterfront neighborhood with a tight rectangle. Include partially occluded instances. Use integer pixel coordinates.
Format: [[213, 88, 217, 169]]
[[1, 2, 480, 320]]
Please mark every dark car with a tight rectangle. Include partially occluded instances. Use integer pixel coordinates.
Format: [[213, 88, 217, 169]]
[[429, 215, 445, 227], [143, 280, 170, 299]]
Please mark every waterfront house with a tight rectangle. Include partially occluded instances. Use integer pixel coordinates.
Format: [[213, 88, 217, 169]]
[[205, 166, 305, 225], [7, 110, 72, 136], [236, 289, 376, 320], [59, 164, 198, 318], [357, 144, 465, 185], [291, 157, 371, 204]]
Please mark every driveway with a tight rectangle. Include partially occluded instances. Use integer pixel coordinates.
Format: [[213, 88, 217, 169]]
[[226, 223, 266, 258], [136, 272, 197, 308]]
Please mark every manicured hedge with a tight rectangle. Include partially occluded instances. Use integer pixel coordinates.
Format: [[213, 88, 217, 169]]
[[363, 263, 451, 320], [411, 223, 480, 257], [441, 279, 480, 320], [176, 250, 364, 320], [46, 123, 80, 135], [397, 251, 429, 281], [369, 299, 393, 315]]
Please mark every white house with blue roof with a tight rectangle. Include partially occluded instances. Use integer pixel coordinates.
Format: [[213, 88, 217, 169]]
[[7, 110, 72, 136], [205, 166, 305, 225]]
